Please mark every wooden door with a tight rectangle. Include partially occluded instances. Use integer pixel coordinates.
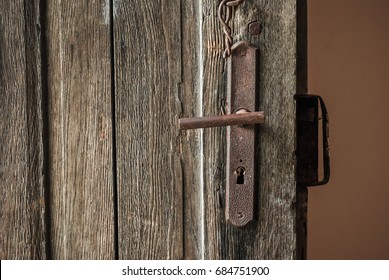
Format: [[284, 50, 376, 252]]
[[0, 0, 307, 259]]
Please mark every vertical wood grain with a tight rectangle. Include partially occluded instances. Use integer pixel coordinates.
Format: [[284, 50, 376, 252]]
[[181, 1, 204, 259], [200, 0, 230, 259], [0, 0, 305, 259], [0, 0, 48, 259], [46, 0, 115, 259], [201, 0, 301, 259], [114, 0, 183, 259]]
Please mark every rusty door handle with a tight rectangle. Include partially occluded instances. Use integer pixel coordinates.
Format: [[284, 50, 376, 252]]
[[179, 110, 265, 130], [179, 41, 330, 227]]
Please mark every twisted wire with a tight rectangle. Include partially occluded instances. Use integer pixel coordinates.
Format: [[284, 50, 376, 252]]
[[217, 0, 245, 58]]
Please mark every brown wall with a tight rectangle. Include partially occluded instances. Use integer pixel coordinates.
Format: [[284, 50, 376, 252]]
[[308, 0, 389, 259]]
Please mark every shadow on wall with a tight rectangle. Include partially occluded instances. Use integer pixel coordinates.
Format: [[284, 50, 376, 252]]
[[308, 0, 389, 259]]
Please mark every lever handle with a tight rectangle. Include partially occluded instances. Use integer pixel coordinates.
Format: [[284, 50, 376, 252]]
[[179, 110, 265, 130]]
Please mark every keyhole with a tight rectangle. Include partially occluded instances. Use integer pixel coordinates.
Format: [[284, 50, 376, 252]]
[[236, 167, 245, 184]]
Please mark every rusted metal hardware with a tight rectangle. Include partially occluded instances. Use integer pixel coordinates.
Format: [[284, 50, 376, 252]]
[[179, 111, 264, 130], [218, 0, 245, 58], [296, 94, 330, 186], [178, 41, 261, 227], [248, 20, 262, 35], [225, 41, 259, 227]]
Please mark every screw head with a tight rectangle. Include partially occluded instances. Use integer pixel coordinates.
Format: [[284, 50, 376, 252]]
[[248, 21, 262, 35]]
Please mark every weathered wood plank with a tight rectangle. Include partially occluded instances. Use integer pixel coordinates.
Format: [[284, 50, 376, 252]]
[[0, 0, 48, 259], [202, 0, 300, 259], [181, 1, 204, 259], [200, 0, 229, 259], [46, 0, 115, 259], [114, 0, 183, 259]]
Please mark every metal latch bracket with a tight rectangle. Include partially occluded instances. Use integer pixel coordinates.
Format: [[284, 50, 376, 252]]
[[296, 94, 330, 186]]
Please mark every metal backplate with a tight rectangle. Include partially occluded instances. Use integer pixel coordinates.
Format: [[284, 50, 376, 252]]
[[226, 41, 258, 227]]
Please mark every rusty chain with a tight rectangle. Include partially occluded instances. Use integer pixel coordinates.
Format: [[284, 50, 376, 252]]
[[218, 0, 245, 58]]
